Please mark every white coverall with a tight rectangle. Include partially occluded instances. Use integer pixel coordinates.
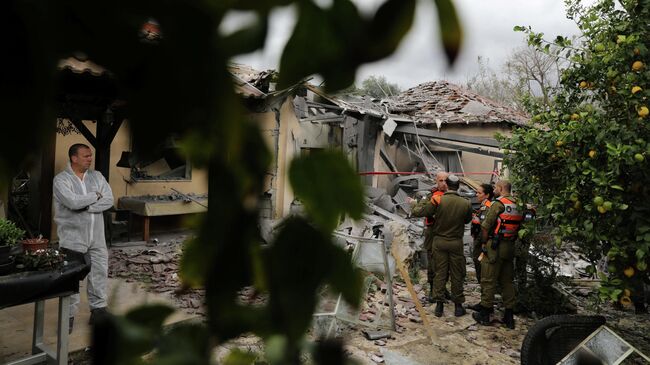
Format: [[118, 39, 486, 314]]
[[53, 163, 113, 317]]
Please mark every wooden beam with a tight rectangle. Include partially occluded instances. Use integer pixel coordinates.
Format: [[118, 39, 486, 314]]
[[106, 119, 124, 145], [425, 139, 504, 158], [394, 125, 501, 148], [69, 119, 97, 147], [39, 122, 56, 239]]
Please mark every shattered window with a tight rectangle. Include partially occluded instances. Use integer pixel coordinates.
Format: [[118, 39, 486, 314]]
[[130, 136, 191, 181]]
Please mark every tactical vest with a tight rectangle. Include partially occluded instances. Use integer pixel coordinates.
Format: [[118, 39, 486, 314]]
[[471, 199, 492, 226], [424, 190, 444, 226], [494, 196, 524, 238]]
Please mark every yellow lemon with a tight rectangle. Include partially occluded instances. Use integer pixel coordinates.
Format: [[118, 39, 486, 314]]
[[589, 150, 597, 158], [579, 81, 588, 88], [555, 140, 564, 147], [624, 266, 635, 277], [639, 106, 649, 118], [597, 206, 607, 214], [570, 113, 580, 121], [632, 61, 644, 71], [635, 153, 645, 162], [632, 86, 642, 94]]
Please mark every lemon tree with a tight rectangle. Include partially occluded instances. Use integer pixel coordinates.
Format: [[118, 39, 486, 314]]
[[505, 0, 650, 305]]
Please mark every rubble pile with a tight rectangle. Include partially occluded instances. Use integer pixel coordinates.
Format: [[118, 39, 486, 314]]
[[108, 241, 206, 314]]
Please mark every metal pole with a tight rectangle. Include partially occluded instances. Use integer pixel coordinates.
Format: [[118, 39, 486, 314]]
[[381, 232, 396, 331]]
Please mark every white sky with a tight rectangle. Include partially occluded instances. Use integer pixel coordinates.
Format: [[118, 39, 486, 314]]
[[230, 0, 582, 89]]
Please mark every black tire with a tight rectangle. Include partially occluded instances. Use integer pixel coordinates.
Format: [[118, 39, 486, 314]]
[[520, 314, 606, 365]]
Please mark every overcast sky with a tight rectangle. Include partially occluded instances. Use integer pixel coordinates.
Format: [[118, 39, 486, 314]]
[[230, 0, 582, 90]]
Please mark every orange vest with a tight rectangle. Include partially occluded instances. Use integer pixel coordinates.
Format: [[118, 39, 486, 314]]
[[424, 190, 444, 226], [494, 196, 523, 238], [471, 199, 492, 226]]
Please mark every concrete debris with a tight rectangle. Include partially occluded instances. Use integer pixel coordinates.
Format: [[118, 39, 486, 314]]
[[382, 81, 529, 127], [370, 353, 384, 363]]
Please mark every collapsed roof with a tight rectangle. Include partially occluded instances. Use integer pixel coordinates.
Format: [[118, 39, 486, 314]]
[[382, 81, 529, 127]]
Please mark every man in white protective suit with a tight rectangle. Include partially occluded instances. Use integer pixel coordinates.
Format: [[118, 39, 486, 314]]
[[53, 143, 114, 332]]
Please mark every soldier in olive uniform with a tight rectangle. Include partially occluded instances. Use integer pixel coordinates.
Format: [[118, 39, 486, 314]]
[[413, 175, 472, 317], [410, 171, 448, 303], [473, 180, 523, 329]]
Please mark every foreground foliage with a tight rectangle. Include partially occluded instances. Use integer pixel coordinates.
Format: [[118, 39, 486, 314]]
[[504, 0, 650, 304], [1, 0, 462, 363]]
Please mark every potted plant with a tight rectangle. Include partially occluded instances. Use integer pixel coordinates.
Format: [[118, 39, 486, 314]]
[[22, 234, 49, 253], [19, 248, 66, 271], [0, 218, 25, 276]]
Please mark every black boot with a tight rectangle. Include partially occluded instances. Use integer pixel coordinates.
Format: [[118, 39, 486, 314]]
[[427, 282, 434, 303], [454, 303, 466, 317], [502, 309, 515, 329], [467, 302, 483, 311], [472, 305, 490, 325], [434, 301, 444, 317]]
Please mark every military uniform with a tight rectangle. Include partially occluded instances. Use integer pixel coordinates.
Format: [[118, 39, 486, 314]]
[[426, 191, 472, 304], [411, 190, 444, 292], [479, 194, 522, 312], [471, 199, 492, 283]]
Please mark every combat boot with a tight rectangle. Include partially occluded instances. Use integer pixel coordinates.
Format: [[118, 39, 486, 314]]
[[454, 303, 466, 317], [472, 305, 491, 325], [467, 302, 483, 311], [427, 282, 434, 303], [434, 301, 444, 317], [502, 309, 515, 329]]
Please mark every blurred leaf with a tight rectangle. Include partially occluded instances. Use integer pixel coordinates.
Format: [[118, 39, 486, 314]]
[[264, 335, 288, 364], [92, 315, 155, 365], [223, 349, 258, 365], [155, 323, 211, 365], [365, 0, 416, 62], [313, 339, 345, 365], [125, 304, 175, 333], [278, 1, 339, 89], [433, 0, 463, 65], [180, 236, 211, 287], [221, 12, 269, 57], [289, 150, 364, 231], [265, 217, 361, 342]]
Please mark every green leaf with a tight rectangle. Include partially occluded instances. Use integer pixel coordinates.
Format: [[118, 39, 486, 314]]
[[221, 13, 269, 57], [433, 0, 463, 65], [611, 184, 624, 190], [180, 236, 210, 287], [289, 150, 364, 231], [223, 349, 257, 365], [366, 0, 416, 62], [637, 249, 646, 260], [617, 203, 628, 210], [265, 217, 362, 342], [125, 304, 175, 333], [155, 323, 211, 364]]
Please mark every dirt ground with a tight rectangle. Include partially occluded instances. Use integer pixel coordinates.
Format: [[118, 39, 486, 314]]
[[71, 233, 649, 365]]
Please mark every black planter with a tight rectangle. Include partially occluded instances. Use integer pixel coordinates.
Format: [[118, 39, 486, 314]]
[[0, 256, 14, 276], [0, 244, 11, 265]]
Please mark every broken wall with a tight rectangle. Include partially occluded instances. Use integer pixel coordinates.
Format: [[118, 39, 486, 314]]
[[434, 123, 511, 182]]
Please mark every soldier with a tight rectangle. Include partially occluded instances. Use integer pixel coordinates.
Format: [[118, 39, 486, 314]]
[[467, 183, 494, 312], [473, 180, 523, 329], [470, 183, 494, 284], [409, 171, 448, 303], [414, 175, 472, 317]]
